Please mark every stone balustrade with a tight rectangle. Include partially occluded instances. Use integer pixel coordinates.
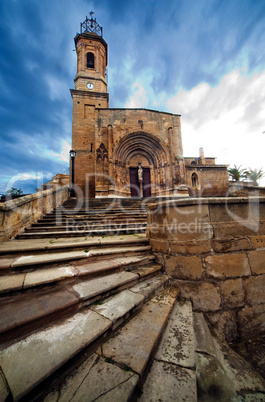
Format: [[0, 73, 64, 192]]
[[0, 186, 70, 241], [147, 196, 265, 342]]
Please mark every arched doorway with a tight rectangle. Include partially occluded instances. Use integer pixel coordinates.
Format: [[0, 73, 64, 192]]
[[112, 131, 170, 197]]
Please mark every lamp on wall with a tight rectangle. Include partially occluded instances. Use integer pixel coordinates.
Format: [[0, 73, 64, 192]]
[[69, 150, 76, 197]]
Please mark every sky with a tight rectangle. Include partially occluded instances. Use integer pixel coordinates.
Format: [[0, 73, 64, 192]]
[[1, 0, 265, 194]]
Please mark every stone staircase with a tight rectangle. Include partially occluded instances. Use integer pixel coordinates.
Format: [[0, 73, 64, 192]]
[[0, 198, 264, 401]]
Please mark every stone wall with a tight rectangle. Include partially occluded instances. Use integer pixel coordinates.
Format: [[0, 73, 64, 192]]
[[0, 186, 70, 241], [147, 197, 265, 342]]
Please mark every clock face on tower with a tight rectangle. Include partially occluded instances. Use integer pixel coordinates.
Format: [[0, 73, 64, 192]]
[[87, 82, 94, 90]]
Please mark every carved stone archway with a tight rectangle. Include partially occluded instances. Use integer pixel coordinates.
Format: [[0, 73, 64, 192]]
[[111, 131, 171, 197]]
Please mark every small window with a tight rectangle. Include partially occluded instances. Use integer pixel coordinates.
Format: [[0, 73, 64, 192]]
[[86, 52, 94, 69], [191, 173, 198, 188]]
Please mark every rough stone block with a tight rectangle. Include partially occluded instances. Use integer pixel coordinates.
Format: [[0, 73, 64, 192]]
[[170, 239, 211, 255], [173, 280, 221, 312], [164, 204, 213, 241], [221, 278, 244, 309], [212, 237, 252, 253], [149, 238, 169, 253], [205, 253, 250, 279], [249, 235, 265, 249], [165, 255, 203, 280], [237, 304, 265, 338], [249, 249, 265, 274], [244, 275, 265, 305], [207, 310, 238, 343]]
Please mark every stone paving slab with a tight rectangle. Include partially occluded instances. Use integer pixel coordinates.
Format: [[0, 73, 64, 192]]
[[212, 329, 265, 394], [73, 271, 139, 302], [43, 354, 139, 402], [195, 352, 238, 401], [87, 245, 151, 257], [140, 360, 197, 402], [193, 312, 217, 357], [130, 263, 161, 278], [115, 254, 155, 267], [129, 274, 168, 300], [155, 300, 195, 369], [0, 234, 147, 254], [0, 288, 78, 335], [0, 257, 16, 270], [102, 288, 177, 376], [91, 289, 144, 329], [23, 266, 77, 289], [0, 309, 111, 401], [11, 250, 90, 268], [0, 273, 25, 293]]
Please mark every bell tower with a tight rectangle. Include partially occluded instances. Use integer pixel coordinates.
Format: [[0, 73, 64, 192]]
[[71, 13, 109, 197]]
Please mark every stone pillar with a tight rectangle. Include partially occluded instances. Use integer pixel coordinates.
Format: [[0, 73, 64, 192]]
[[199, 147, 206, 165]]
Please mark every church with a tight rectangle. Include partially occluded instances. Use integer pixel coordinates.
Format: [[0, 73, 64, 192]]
[[70, 15, 228, 198]]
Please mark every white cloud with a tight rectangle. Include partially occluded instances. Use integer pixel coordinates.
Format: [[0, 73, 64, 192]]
[[166, 69, 265, 184], [42, 140, 71, 164], [125, 82, 148, 108]]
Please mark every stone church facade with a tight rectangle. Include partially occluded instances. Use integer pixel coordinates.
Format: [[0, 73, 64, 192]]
[[71, 16, 228, 198]]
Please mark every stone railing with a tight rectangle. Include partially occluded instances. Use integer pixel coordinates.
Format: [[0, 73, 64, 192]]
[[0, 186, 70, 241], [147, 197, 265, 342]]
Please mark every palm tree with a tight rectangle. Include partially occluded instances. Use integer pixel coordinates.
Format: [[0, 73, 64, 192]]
[[243, 168, 264, 186], [228, 165, 245, 182]]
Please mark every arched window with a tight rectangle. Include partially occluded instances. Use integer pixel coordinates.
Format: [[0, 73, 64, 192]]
[[86, 52, 94, 68], [191, 172, 198, 188]]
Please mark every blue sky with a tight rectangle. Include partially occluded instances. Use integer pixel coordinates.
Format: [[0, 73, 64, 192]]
[[1, 0, 265, 194]]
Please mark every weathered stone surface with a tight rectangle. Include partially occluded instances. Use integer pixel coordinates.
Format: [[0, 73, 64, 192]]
[[170, 239, 211, 255], [221, 278, 245, 309], [149, 238, 169, 253], [237, 304, 265, 338], [196, 352, 238, 401], [205, 253, 250, 279], [131, 263, 161, 278], [173, 280, 221, 312], [0, 370, 10, 402], [129, 274, 168, 300], [165, 255, 203, 280], [102, 292, 176, 376], [75, 259, 121, 276], [0, 273, 25, 293], [11, 250, 90, 268], [140, 360, 197, 401], [151, 285, 179, 306], [164, 204, 213, 241], [0, 309, 111, 401], [0, 258, 14, 270], [212, 237, 252, 253], [0, 288, 78, 334], [23, 267, 76, 289], [249, 234, 265, 249], [207, 310, 238, 343], [73, 271, 138, 301], [244, 275, 265, 305], [91, 289, 144, 329], [193, 312, 216, 357], [212, 329, 265, 394], [249, 249, 265, 274], [44, 354, 138, 402], [156, 301, 195, 368]]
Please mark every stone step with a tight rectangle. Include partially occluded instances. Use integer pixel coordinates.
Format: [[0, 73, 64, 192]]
[[0, 245, 152, 272], [140, 300, 197, 401], [0, 234, 148, 255], [193, 312, 265, 400], [0, 268, 166, 344], [0, 254, 159, 295], [16, 226, 146, 239], [36, 285, 179, 402], [0, 277, 170, 401], [24, 222, 147, 232], [35, 217, 147, 225]]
